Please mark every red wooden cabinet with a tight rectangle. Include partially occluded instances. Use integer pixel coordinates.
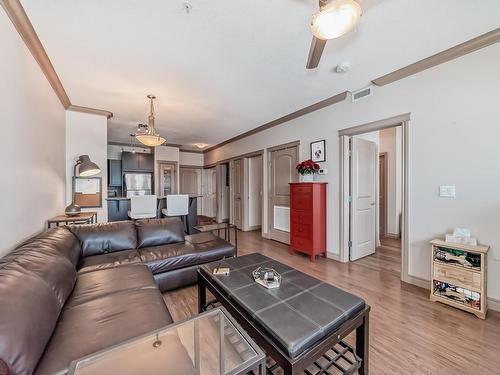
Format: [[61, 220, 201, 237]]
[[289, 182, 327, 262]]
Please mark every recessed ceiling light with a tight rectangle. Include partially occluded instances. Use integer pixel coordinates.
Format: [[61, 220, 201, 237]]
[[194, 143, 207, 149]]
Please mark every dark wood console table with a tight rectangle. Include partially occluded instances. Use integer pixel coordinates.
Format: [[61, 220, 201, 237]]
[[47, 212, 97, 228]]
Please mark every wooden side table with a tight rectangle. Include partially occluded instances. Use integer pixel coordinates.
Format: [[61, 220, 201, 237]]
[[47, 212, 97, 229], [430, 239, 489, 319]]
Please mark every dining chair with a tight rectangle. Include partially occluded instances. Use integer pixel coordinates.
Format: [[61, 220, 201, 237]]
[[128, 195, 157, 219], [161, 194, 189, 231]]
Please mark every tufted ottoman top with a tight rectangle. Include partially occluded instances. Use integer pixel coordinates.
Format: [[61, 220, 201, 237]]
[[200, 253, 366, 358]]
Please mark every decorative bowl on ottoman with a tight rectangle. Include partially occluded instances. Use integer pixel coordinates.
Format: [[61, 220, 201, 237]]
[[252, 266, 281, 289]]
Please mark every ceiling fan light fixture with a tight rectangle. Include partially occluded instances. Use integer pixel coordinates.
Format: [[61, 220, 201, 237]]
[[311, 0, 362, 40]]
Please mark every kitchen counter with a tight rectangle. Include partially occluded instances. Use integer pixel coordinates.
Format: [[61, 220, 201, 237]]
[[106, 195, 202, 201], [107, 195, 200, 234]]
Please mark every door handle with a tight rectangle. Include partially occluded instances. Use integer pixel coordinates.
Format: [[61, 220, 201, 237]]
[[370, 202, 375, 206]]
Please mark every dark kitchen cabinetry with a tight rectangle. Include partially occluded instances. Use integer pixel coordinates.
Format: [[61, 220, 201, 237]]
[[121, 151, 154, 172], [108, 160, 122, 186]]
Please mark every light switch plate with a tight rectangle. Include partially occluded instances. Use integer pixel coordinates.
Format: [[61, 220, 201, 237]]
[[439, 185, 456, 198]]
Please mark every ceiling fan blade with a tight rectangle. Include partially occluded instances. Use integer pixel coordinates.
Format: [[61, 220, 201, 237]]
[[306, 36, 327, 69]]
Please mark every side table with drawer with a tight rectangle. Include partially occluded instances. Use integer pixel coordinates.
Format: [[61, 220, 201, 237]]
[[430, 239, 489, 319]]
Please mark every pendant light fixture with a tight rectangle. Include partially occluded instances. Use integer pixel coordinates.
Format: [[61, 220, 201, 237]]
[[135, 95, 166, 147]]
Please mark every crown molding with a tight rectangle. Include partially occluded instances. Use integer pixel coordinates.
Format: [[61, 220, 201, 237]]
[[1, 0, 113, 117], [1, 0, 70, 107], [372, 27, 500, 86], [180, 149, 204, 154], [204, 91, 348, 153], [67, 105, 113, 119]]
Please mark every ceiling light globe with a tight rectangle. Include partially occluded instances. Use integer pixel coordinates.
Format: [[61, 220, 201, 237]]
[[311, 0, 362, 40], [135, 134, 166, 147]]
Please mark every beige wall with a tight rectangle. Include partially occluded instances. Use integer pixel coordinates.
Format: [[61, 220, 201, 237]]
[[66, 111, 108, 221], [179, 151, 204, 166], [205, 43, 500, 300], [0, 10, 66, 255]]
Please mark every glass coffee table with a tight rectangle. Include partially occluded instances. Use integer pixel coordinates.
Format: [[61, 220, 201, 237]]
[[68, 307, 265, 375], [194, 223, 238, 255]]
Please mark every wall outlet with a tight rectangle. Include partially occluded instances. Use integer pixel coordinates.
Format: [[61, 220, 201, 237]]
[[318, 168, 327, 175], [439, 185, 456, 198]]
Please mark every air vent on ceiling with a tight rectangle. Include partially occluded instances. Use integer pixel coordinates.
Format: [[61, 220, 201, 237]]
[[351, 86, 373, 102]]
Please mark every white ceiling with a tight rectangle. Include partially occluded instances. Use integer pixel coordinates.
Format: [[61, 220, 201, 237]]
[[22, 0, 500, 149]]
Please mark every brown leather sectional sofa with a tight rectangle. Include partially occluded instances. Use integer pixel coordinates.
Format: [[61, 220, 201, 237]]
[[0, 218, 235, 375]]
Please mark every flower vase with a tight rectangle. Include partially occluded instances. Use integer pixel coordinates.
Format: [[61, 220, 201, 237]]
[[301, 174, 314, 182]]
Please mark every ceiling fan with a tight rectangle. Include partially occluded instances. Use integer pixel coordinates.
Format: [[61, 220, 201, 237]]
[[306, 0, 362, 69]]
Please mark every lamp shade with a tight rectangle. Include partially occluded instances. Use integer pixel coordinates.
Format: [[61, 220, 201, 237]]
[[311, 0, 362, 40], [77, 155, 101, 176]]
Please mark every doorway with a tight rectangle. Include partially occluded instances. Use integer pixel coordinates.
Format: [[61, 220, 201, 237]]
[[179, 166, 202, 215], [267, 142, 299, 244], [216, 163, 229, 223], [201, 167, 217, 219], [379, 153, 387, 238], [340, 114, 409, 282], [158, 162, 177, 196]]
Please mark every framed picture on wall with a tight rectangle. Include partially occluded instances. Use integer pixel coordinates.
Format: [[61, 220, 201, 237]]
[[310, 140, 326, 162]]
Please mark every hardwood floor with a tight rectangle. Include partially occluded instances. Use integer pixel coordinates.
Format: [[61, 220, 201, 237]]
[[354, 236, 401, 277], [164, 230, 500, 375]]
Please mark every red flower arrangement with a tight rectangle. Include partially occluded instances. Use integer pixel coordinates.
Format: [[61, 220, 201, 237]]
[[296, 159, 320, 175]]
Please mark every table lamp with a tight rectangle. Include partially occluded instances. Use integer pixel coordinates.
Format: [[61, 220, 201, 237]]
[[65, 155, 101, 216]]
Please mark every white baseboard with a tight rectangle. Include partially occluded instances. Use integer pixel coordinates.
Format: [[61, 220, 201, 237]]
[[326, 252, 340, 261], [405, 275, 429, 290], [488, 297, 500, 312]]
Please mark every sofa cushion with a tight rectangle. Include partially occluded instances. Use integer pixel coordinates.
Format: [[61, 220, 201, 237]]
[[35, 288, 173, 375], [78, 249, 142, 273], [138, 233, 235, 275], [12, 227, 82, 267], [0, 263, 62, 375], [135, 218, 185, 248], [2, 247, 76, 307], [69, 221, 137, 256], [67, 265, 158, 307]]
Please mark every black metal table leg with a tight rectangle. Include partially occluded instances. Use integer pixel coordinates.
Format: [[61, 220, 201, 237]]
[[234, 226, 238, 256], [356, 312, 369, 375], [197, 272, 207, 313]]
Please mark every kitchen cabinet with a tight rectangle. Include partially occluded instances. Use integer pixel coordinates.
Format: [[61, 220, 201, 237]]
[[137, 152, 154, 171], [121, 152, 154, 172], [108, 160, 122, 186]]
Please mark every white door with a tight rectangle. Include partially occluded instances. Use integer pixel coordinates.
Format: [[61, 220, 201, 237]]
[[179, 167, 202, 214], [216, 164, 229, 223], [350, 137, 377, 261], [247, 155, 263, 229], [268, 146, 298, 244], [202, 168, 217, 218], [233, 159, 243, 229]]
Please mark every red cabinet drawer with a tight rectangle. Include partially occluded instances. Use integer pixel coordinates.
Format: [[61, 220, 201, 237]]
[[291, 209, 312, 224], [291, 193, 312, 210], [291, 237, 312, 252], [292, 223, 311, 239], [291, 185, 312, 194]]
